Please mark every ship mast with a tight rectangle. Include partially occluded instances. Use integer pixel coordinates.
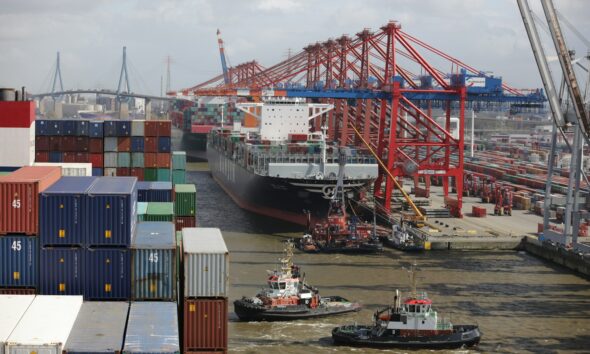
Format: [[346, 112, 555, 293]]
[[280, 240, 295, 277], [406, 261, 419, 298]]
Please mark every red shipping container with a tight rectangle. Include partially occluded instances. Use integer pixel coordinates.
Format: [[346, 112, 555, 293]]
[[0, 288, 36, 295], [89, 138, 104, 153], [0, 101, 35, 128], [74, 152, 89, 163], [60, 136, 76, 152], [175, 216, 196, 232], [0, 166, 61, 235], [74, 137, 89, 152], [116, 167, 130, 176], [62, 152, 77, 163], [157, 153, 171, 168], [184, 298, 228, 351], [184, 351, 227, 354], [130, 168, 144, 181], [35, 151, 49, 163], [157, 120, 171, 137], [117, 137, 131, 152], [49, 136, 61, 151], [90, 153, 104, 168], [144, 137, 158, 153], [144, 121, 158, 137], [144, 153, 158, 168], [35, 136, 49, 151]]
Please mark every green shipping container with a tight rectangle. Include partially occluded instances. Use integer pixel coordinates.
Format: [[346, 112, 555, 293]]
[[144, 168, 158, 181], [157, 168, 171, 182], [172, 169, 186, 184], [144, 202, 174, 222], [132, 153, 145, 168], [118, 152, 131, 167], [174, 184, 196, 216], [137, 202, 148, 222], [172, 151, 186, 170]]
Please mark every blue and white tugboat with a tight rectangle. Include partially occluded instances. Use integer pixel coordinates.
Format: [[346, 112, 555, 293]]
[[332, 263, 481, 349]]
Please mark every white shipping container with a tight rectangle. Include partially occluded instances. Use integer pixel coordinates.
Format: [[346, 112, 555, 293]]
[[0, 123, 35, 168], [6, 295, 83, 354], [0, 295, 36, 354], [131, 120, 145, 136], [33, 163, 92, 176], [183, 228, 229, 297]]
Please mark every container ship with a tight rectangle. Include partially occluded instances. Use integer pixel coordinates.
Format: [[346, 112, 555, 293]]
[[207, 98, 378, 225]]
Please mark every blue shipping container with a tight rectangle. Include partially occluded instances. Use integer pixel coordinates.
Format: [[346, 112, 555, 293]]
[[39, 247, 83, 296], [85, 248, 131, 300], [116, 121, 131, 137], [75, 120, 89, 136], [131, 137, 144, 152], [92, 168, 104, 176], [123, 302, 179, 354], [137, 181, 151, 202], [147, 182, 173, 202], [47, 120, 63, 135], [0, 235, 38, 288], [89, 121, 104, 138], [87, 177, 138, 246], [62, 120, 77, 136], [104, 121, 117, 137], [40, 176, 98, 246], [49, 151, 63, 162], [36, 120, 49, 136], [131, 222, 176, 300], [158, 137, 171, 152]]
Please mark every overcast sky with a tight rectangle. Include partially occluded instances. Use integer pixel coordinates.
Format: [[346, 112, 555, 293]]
[[0, 0, 588, 95]]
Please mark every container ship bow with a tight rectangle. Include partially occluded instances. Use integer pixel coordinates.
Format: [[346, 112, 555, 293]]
[[207, 98, 378, 225]]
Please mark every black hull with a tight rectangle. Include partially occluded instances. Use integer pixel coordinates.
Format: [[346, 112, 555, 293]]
[[207, 145, 373, 225], [297, 239, 383, 254], [381, 238, 424, 252], [234, 297, 361, 322], [332, 324, 481, 349]]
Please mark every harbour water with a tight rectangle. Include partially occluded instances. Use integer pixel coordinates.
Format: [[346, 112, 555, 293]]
[[186, 167, 590, 353]]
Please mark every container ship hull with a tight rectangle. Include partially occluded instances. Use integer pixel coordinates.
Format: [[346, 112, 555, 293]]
[[207, 146, 371, 225]]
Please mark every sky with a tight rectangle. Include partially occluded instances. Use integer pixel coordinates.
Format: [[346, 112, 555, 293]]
[[0, 0, 588, 96]]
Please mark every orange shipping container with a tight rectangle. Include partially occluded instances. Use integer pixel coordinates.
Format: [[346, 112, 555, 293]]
[[157, 153, 171, 168], [0, 166, 61, 235], [144, 153, 158, 168]]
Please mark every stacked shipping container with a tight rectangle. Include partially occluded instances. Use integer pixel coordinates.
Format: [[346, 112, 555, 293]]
[[123, 302, 180, 354], [172, 151, 187, 184], [182, 228, 229, 353], [35, 119, 173, 181], [174, 184, 197, 232]]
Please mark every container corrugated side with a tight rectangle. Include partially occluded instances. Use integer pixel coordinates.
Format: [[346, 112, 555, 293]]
[[0, 295, 35, 354], [183, 298, 228, 351], [145, 202, 174, 222], [174, 184, 196, 216], [148, 182, 172, 202], [0, 236, 38, 288], [87, 177, 137, 247], [84, 248, 130, 300], [0, 166, 62, 235], [131, 120, 145, 137], [39, 247, 83, 296], [6, 295, 83, 354], [63, 302, 129, 354], [123, 302, 179, 354], [182, 228, 229, 297], [40, 176, 98, 246]]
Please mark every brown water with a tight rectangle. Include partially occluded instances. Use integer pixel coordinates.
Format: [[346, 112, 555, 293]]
[[187, 167, 590, 353]]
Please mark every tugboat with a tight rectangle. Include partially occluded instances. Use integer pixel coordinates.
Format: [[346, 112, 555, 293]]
[[332, 263, 481, 349], [297, 150, 383, 254], [234, 240, 362, 321], [381, 223, 425, 252]]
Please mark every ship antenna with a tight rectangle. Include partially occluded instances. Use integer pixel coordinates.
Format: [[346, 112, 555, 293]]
[[404, 261, 419, 298], [280, 240, 295, 277]]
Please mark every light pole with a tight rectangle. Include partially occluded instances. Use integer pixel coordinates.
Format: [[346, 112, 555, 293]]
[[471, 109, 475, 158]]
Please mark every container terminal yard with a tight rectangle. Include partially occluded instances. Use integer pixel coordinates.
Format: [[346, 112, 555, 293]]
[[1, 0, 590, 353]]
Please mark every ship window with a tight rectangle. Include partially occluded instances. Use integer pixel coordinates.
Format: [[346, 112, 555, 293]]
[[409, 305, 416, 312], [401, 315, 407, 324], [279, 282, 286, 290]]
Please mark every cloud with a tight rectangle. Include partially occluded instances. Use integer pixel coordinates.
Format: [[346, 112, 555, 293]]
[[256, 0, 303, 12]]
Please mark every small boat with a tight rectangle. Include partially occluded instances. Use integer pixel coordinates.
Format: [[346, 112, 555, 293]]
[[332, 263, 481, 349], [234, 240, 362, 321], [381, 224, 425, 252]]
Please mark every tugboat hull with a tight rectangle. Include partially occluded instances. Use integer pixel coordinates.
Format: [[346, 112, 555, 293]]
[[234, 296, 361, 322], [332, 324, 481, 349], [297, 238, 383, 254]]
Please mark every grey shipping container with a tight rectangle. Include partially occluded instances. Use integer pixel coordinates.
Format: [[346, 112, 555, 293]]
[[104, 137, 118, 152], [183, 228, 229, 297], [39, 247, 83, 296], [104, 152, 118, 168], [40, 176, 98, 246], [84, 248, 131, 300], [63, 302, 130, 354], [123, 302, 180, 354], [87, 177, 137, 246], [0, 236, 38, 288], [131, 120, 145, 136], [131, 222, 176, 300]]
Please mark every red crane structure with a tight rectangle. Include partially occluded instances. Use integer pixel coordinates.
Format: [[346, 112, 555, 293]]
[[173, 21, 545, 218]]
